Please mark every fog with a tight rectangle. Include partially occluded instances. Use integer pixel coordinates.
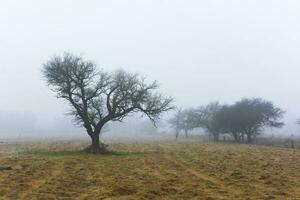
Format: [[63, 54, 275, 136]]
[[1, 0, 300, 139]]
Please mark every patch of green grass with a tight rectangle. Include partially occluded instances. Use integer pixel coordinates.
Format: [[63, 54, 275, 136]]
[[109, 151, 144, 157], [22, 150, 87, 157], [18, 148, 144, 159]]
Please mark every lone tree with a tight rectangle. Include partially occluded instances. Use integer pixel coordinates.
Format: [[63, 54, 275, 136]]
[[42, 53, 173, 153]]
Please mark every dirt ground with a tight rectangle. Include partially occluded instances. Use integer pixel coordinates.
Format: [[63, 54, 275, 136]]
[[0, 139, 300, 200]]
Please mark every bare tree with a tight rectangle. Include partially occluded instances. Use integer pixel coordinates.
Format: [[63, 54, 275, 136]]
[[189, 102, 222, 142], [169, 108, 195, 139], [42, 53, 173, 153], [168, 109, 182, 140], [182, 109, 195, 138]]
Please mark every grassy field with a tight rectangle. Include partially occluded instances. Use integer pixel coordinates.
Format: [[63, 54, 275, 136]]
[[0, 139, 300, 200]]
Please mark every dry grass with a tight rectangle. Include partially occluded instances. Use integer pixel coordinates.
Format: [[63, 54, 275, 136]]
[[0, 139, 300, 199]]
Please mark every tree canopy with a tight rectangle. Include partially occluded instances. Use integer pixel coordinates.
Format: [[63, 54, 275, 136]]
[[224, 98, 285, 143]]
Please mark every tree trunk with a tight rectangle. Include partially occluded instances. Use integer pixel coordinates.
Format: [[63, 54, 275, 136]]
[[232, 132, 239, 142], [212, 132, 219, 142], [253, 132, 257, 142], [86, 130, 108, 154], [246, 134, 252, 144], [90, 134, 101, 153], [241, 133, 245, 143], [185, 129, 188, 138], [291, 139, 295, 149]]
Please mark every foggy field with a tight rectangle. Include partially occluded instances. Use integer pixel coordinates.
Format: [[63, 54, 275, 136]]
[[0, 140, 300, 200], [2, 1, 300, 199]]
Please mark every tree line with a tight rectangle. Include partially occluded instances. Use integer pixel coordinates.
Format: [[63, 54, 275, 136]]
[[169, 98, 285, 143]]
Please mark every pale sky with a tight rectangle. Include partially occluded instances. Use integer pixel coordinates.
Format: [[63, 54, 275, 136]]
[[0, 0, 300, 137]]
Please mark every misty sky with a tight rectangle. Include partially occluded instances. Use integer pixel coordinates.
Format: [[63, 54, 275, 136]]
[[1, 0, 300, 137]]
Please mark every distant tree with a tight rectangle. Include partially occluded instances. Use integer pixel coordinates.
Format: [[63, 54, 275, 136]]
[[169, 109, 183, 140], [217, 98, 285, 143], [189, 102, 222, 142], [42, 52, 173, 153], [181, 109, 195, 138], [297, 119, 300, 125], [169, 109, 194, 139], [214, 105, 244, 142]]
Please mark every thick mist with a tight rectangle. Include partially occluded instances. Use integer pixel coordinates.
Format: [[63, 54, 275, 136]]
[[1, 0, 300, 138]]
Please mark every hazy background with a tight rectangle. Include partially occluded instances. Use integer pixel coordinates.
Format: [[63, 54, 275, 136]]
[[0, 0, 300, 139]]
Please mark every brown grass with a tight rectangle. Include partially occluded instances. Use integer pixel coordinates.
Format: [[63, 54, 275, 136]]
[[0, 139, 300, 199]]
